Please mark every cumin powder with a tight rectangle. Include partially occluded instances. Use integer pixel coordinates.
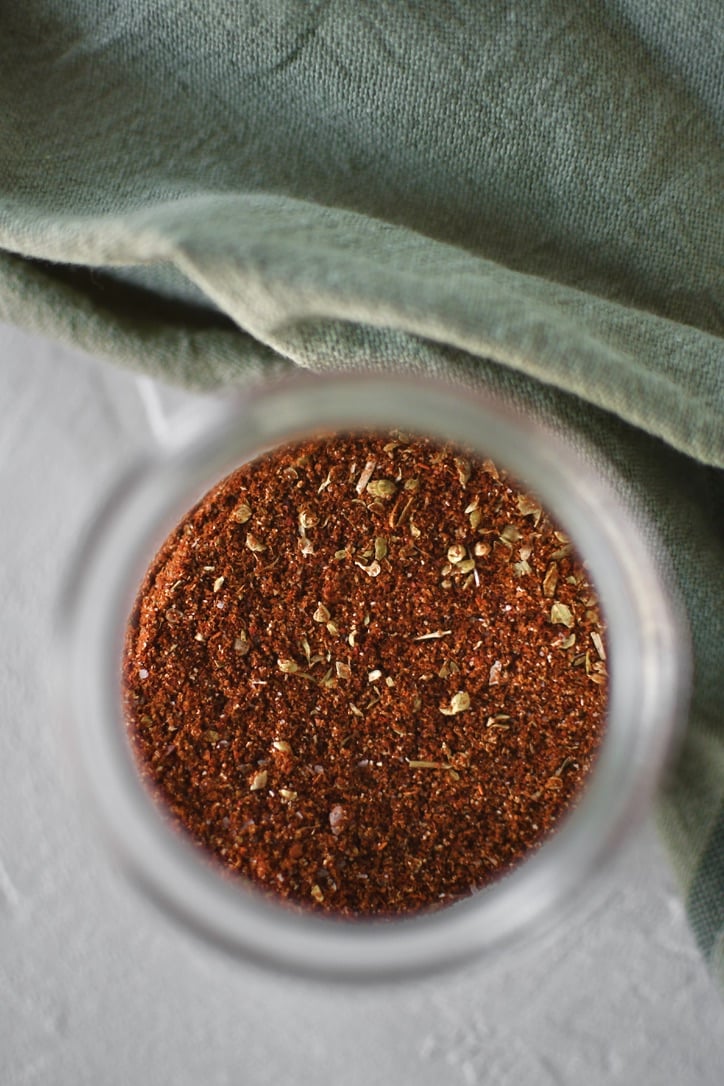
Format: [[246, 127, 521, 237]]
[[123, 432, 607, 916]]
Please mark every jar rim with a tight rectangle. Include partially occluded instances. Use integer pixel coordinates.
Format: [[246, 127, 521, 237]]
[[57, 371, 690, 980]]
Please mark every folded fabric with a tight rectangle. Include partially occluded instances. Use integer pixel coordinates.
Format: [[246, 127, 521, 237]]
[[1, 1, 722, 980]]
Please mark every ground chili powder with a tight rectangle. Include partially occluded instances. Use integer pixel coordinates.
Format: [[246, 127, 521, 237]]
[[123, 431, 607, 916]]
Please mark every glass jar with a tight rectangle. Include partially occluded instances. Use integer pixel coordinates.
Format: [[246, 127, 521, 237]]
[[57, 372, 689, 981]]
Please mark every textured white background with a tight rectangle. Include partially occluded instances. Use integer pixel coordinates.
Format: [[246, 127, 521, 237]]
[[1, 322, 722, 1085]]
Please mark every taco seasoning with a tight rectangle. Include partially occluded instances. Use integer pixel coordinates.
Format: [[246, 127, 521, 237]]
[[122, 431, 607, 916]]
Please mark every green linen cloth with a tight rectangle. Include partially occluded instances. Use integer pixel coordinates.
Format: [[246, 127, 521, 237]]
[[1, 2, 722, 979]]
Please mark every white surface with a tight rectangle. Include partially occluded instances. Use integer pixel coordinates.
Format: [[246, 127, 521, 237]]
[[0, 322, 722, 1085]]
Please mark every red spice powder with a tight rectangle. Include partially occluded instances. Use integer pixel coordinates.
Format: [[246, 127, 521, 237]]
[[123, 431, 607, 916]]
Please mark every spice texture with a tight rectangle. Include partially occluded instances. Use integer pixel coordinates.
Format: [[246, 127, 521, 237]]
[[123, 433, 607, 916]]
